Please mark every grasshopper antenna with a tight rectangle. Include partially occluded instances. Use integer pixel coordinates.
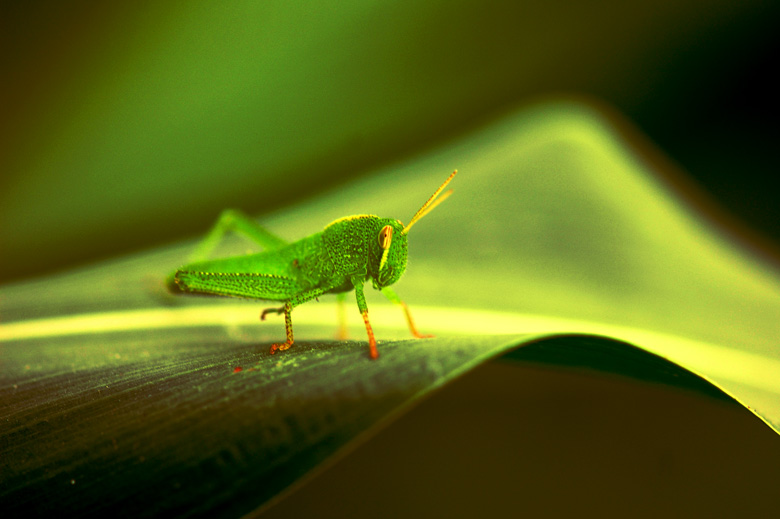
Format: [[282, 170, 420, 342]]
[[402, 170, 457, 234]]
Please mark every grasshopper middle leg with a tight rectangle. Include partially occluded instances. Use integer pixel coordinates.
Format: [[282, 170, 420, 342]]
[[268, 303, 294, 355], [265, 287, 327, 355]]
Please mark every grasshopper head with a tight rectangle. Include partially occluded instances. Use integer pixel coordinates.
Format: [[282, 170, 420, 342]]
[[372, 219, 408, 289], [371, 170, 457, 290]]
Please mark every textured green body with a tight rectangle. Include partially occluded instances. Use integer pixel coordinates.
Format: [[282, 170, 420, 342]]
[[169, 169, 454, 358], [174, 215, 408, 301]]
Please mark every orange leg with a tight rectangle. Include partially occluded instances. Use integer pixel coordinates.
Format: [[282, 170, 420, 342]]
[[361, 310, 378, 359], [262, 288, 328, 356], [266, 303, 293, 355], [399, 300, 433, 339], [352, 277, 380, 359], [381, 287, 433, 339]]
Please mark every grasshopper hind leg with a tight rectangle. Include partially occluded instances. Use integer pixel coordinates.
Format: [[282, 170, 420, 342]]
[[166, 209, 288, 291], [191, 209, 287, 263]]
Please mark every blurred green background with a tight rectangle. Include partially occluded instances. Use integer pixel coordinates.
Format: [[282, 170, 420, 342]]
[[3, 4, 780, 516], [1, 0, 778, 283]]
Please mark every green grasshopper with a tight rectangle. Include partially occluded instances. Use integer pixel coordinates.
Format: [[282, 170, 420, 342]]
[[168, 170, 456, 359]]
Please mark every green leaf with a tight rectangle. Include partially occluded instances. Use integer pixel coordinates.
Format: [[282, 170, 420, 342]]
[[0, 330, 744, 518]]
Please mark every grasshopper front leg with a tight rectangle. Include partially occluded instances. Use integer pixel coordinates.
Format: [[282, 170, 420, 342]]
[[381, 286, 433, 339], [351, 276, 378, 359]]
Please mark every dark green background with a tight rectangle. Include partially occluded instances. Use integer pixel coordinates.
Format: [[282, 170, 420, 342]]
[[1, 0, 778, 282]]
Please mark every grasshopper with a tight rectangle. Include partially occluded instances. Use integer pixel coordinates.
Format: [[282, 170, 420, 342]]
[[168, 170, 456, 359]]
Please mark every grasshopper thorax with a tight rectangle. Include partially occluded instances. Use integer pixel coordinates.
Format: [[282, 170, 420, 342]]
[[322, 170, 456, 292], [322, 215, 408, 290]]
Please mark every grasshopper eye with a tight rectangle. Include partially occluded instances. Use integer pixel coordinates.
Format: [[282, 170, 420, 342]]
[[378, 225, 393, 250]]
